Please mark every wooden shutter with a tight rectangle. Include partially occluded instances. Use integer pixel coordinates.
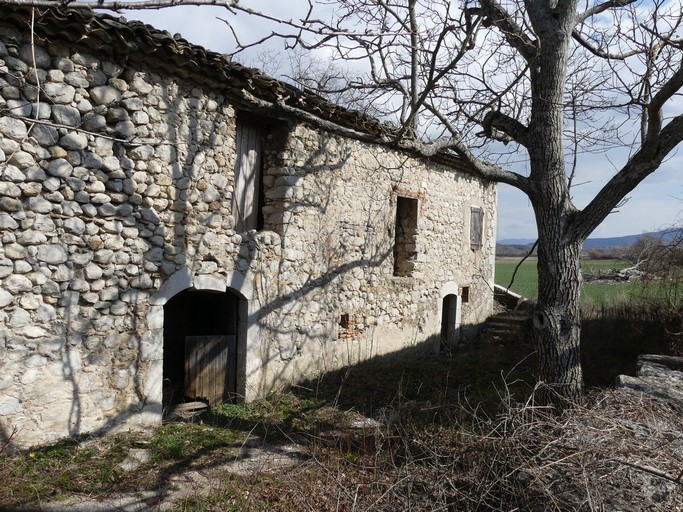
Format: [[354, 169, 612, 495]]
[[470, 207, 484, 251], [233, 122, 262, 232]]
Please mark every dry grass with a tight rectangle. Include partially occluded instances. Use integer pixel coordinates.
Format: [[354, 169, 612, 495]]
[[2, 337, 682, 511], [167, 386, 683, 512]]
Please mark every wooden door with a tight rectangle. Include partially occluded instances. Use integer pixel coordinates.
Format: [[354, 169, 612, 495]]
[[184, 335, 237, 405]]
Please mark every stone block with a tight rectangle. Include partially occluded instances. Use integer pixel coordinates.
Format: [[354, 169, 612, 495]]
[[42, 82, 76, 104], [47, 158, 73, 178], [89, 85, 121, 105], [51, 105, 82, 127], [36, 244, 68, 264], [0, 116, 27, 140]]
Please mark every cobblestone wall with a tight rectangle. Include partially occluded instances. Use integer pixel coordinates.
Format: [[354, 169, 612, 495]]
[[0, 17, 495, 447]]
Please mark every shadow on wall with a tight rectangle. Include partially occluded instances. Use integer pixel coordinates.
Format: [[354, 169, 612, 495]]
[[229, 131, 435, 399], [0, 63, 238, 447], [2, 43, 481, 448]]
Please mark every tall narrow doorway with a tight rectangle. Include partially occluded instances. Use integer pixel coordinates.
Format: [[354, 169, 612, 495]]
[[440, 294, 458, 352]]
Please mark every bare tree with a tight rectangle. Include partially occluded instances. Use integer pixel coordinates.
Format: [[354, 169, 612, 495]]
[[15, 0, 683, 407], [246, 46, 384, 119]]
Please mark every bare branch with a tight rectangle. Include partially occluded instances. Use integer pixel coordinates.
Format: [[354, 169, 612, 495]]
[[575, 0, 638, 25], [571, 29, 639, 60], [468, 0, 538, 63], [575, 113, 683, 240], [480, 110, 530, 147]]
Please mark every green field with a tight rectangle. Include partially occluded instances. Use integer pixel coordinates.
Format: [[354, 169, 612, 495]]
[[495, 258, 638, 306]]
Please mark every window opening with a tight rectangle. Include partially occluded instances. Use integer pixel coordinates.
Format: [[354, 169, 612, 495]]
[[461, 286, 470, 303], [394, 196, 418, 277]]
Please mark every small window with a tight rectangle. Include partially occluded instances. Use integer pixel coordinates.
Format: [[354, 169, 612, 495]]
[[461, 286, 470, 303], [470, 207, 484, 251], [394, 196, 418, 277], [339, 313, 350, 330]]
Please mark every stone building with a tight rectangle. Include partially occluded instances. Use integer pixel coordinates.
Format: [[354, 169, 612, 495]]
[[0, 6, 496, 447]]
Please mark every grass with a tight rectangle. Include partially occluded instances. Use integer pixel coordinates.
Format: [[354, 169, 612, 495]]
[[496, 257, 639, 305], [0, 341, 538, 510]]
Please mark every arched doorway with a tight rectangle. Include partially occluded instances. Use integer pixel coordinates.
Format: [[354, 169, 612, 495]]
[[163, 289, 240, 407], [440, 294, 458, 352]]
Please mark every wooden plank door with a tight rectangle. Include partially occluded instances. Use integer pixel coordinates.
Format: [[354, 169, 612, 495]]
[[184, 335, 237, 406]]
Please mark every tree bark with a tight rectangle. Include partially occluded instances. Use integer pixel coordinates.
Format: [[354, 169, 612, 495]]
[[533, 234, 584, 407], [526, 0, 585, 408]]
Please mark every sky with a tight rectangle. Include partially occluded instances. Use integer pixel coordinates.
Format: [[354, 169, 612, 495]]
[[120, 3, 682, 242]]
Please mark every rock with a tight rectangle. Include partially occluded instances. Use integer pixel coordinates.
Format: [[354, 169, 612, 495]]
[[60, 132, 88, 150], [42, 82, 76, 104], [129, 145, 154, 160], [18, 44, 51, 68], [8, 150, 35, 168], [106, 107, 129, 123], [83, 114, 107, 131], [617, 354, 683, 412], [0, 182, 21, 198], [30, 123, 59, 146], [37, 244, 69, 264], [0, 288, 13, 308], [90, 85, 121, 105], [7, 99, 31, 117], [23, 326, 50, 338], [0, 197, 22, 212], [0, 116, 27, 140], [118, 448, 151, 472], [0, 396, 23, 415], [64, 71, 89, 88], [0, 213, 18, 229], [32, 103, 51, 120], [122, 97, 144, 111], [114, 120, 136, 138], [86, 69, 108, 86], [4, 243, 27, 259], [2, 164, 23, 182], [4, 274, 33, 293], [47, 158, 73, 178], [64, 217, 86, 235], [130, 75, 153, 94], [51, 105, 82, 127]]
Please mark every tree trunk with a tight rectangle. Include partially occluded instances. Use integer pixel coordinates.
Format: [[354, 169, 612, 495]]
[[533, 233, 584, 408], [525, 1, 585, 409]]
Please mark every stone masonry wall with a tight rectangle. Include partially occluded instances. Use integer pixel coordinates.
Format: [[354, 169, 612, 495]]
[[0, 23, 243, 447], [250, 124, 496, 391], [0, 17, 495, 447]]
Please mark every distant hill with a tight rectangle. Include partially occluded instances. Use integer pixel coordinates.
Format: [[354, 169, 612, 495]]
[[498, 229, 682, 249]]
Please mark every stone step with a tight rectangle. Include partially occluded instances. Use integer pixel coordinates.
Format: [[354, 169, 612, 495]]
[[479, 312, 532, 344], [486, 317, 530, 328]]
